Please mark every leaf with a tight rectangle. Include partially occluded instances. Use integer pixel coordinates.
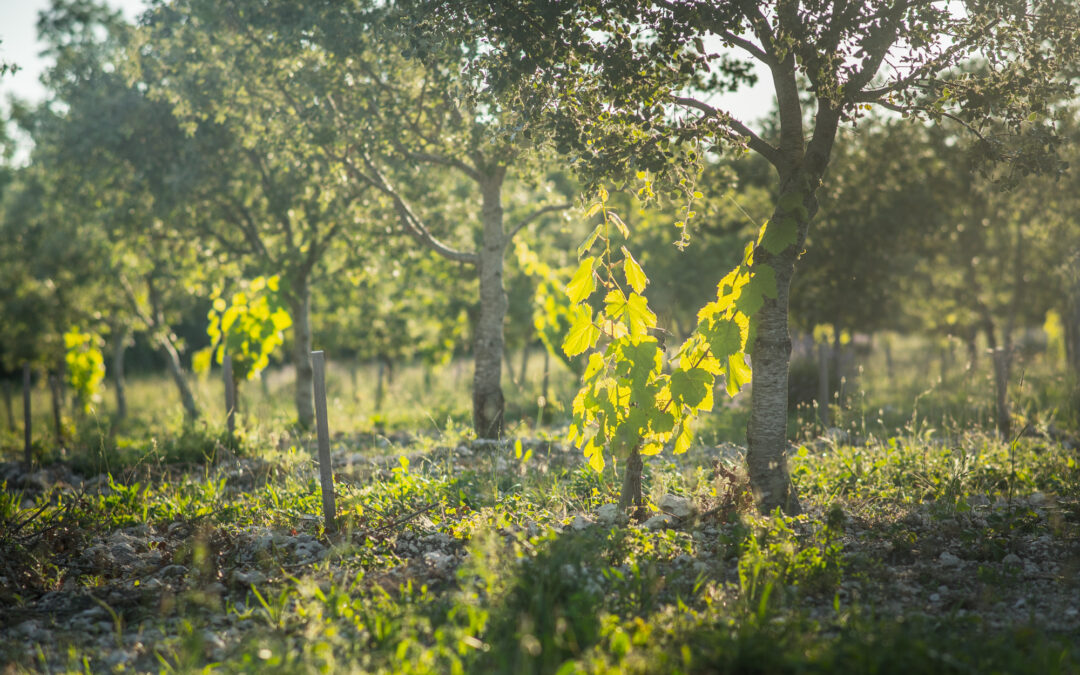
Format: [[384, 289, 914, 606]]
[[563, 307, 600, 357], [670, 367, 712, 408], [621, 246, 648, 294], [566, 257, 596, 304], [702, 317, 742, 361], [759, 217, 798, 254], [583, 436, 605, 473], [577, 224, 603, 258], [585, 201, 603, 218], [605, 291, 656, 337], [616, 337, 661, 384], [212, 297, 227, 313], [192, 347, 213, 375], [725, 353, 752, 397], [270, 308, 292, 331], [674, 423, 693, 454], [609, 212, 630, 239]]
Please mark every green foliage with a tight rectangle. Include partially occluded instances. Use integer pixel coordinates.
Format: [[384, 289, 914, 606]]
[[565, 189, 779, 473], [194, 276, 292, 381], [515, 240, 583, 374], [64, 327, 106, 413]]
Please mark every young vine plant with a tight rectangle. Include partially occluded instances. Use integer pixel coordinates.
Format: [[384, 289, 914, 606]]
[[64, 328, 106, 413], [564, 187, 789, 508], [193, 275, 292, 381]]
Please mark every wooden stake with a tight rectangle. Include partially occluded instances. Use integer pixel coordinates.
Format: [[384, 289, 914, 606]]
[[311, 351, 336, 532], [23, 363, 32, 468], [223, 354, 236, 439]]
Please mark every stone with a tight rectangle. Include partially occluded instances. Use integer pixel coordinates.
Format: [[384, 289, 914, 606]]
[[232, 569, 266, 586], [158, 564, 188, 580], [643, 513, 676, 531], [595, 503, 627, 526], [570, 514, 593, 531], [1002, 553, 1022, 567], [938, 551, 961, 566], [423, 551, 453, 573], [659, 494, 694, 519]]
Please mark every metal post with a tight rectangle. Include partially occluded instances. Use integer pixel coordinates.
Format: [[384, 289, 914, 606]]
[[23, 363, 32, 468]]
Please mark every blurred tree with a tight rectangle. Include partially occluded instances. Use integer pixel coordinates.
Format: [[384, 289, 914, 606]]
[[406, 0, 1080, 512]]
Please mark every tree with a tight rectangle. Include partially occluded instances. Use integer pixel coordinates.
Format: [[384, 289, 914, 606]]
[[409, 0, 1080, 513], [137, 0, 574, 438], [133, 3, 365, 429]]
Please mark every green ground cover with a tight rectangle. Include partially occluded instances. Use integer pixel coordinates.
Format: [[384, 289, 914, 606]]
[[1, 339, 1077, 674]]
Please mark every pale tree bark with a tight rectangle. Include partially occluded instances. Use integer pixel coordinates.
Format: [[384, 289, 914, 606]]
[[157, 333, 200, 421], [374, 358, 386, 413], [289, 279, 315, 430], [111, 324, 130, 421], [746, 104, 839, 515], [473, 169, 509, 438]]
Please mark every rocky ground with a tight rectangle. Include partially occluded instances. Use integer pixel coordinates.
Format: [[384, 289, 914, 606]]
[[1, 436, 1078, 672]]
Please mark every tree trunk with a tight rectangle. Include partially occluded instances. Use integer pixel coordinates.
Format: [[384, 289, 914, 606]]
[[374, 358, 386, 413], [472, 171, 508, 439], [519, 336, 532, 386], [883, 334, 895, 384], [746, 172, 826, 516], [2, 379, 13, 432], [965, 330, 979, 371], [817, 340, 830, 427], [618, 445, 644, 517], [984, 323, 1012, 438], [158, 334, 200, 421], [290, 280, 315, 430], [112, 326, 129, 421]]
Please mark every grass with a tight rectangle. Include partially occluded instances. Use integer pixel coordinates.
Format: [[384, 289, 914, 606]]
[[0, 337, 1078, 673]]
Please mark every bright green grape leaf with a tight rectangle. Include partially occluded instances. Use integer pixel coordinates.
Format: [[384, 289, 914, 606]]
[[585, 201, 603, 218], [734, 268, 774, 318], [270, 308, 292, 331], [584, 436, 606, 472], [192, 347, 213, 375], [583, 352, 606, 381], [564, 307, 600, 357], [674, 423, 693, 454], [567, 256, 597, 304], [726, 353, 753, 397], [703, 317, 742, 361], [578, 224, 603, 258], [621, 246, 648, 294], [759, 217, 798, 254], [651, 408, 676, 434], [221, 306, 240, 333], [607, 292, 656, 337], [641, 442, 664, 456], [616, 337, 660, 383], [670, 367, 711, 408]]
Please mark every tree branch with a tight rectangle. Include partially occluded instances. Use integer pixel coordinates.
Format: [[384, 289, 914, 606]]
[[507, 202, 571, 241], [672, 95, 782, 168]]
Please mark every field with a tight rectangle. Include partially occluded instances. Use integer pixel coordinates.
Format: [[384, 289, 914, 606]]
[[1, 338, 1079, 674]]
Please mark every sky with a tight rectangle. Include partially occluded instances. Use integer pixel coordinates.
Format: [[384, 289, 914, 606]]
[[0, 0, 147, 106], [0, 0, 776, 136]]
